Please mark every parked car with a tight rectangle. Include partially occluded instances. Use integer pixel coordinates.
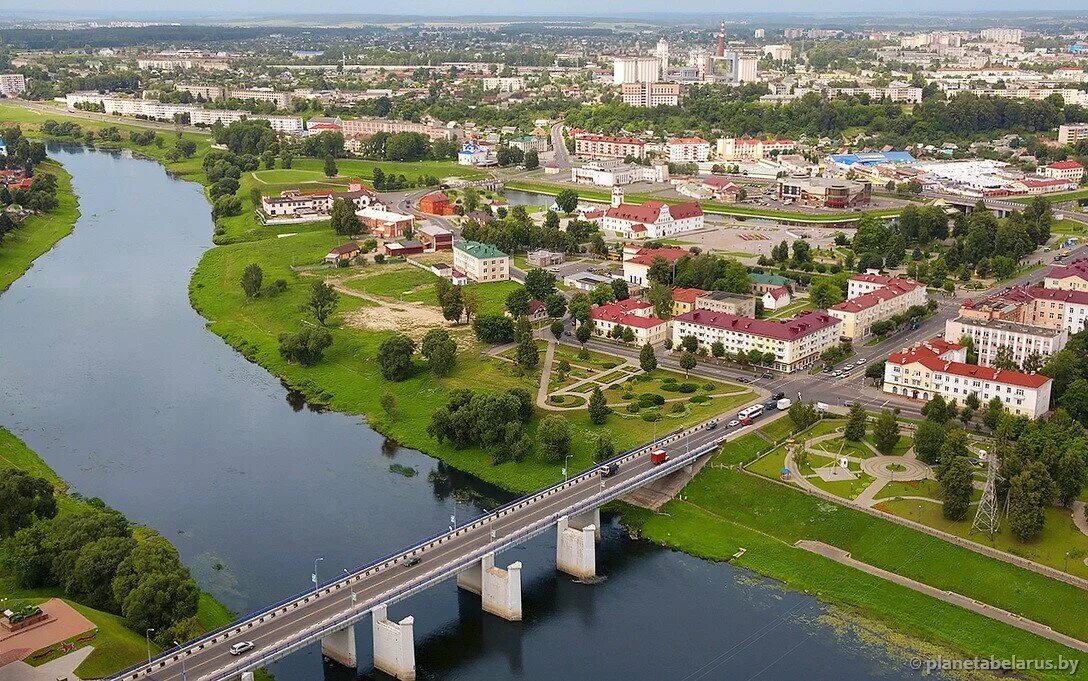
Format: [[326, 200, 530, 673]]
[[229, 642, 254, 656], [761, 372, 773, 379], [598, 462, 620, 478], [856, 358, 867, 365]]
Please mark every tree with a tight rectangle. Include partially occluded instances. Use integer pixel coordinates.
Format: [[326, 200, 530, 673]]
[[1008, 461, 1055, 542], [679, 351, 696, 377], [545, 293, 567, 318], [377, 334, 416, 381], [575, 322, 592, 348], [304, 281, 338, 325], [442, 286, 465, 323], [550, 320, 565, 340], [646, 281, 673, 320], [611, 278, 630, 301], [913, 421, 947, 464], [121, 571, 200, 633], [844, 403, 867, 441], [940, 428, 970, 465], [1054, 439, 1088, 507], [809, 279, 844, 309], [524, 150, 539, 170], [982, 396, 1005, 431], [938, 456, 974, 521], [323, 155, 337, 177], [505, 287, 531, 317], [514, 317, 539, 370], [65, 535, 136, 611], [0, 470, 57, 538], [922, 394, 955, 424], [1059, 378, 1088, 424], [639, 342, 657, 373], [647, 256, 674, 285], [588, 387, 610, 425], [421, 328, 457, 377], [788, 401, 820, 431], [991, 345, 1019, 371], [555, 188, 578, 214], [872, 410, 901, 454], [240, 263, 263, 299], [537, 414, 572, 464], [525, 268, 557, 301], [568, 293, 591, 324], [680, 335, 698, 353], [589, 282, 615, 306], [329, 197, 358, 236], [278, 326, 332, 366], [711, 341, 725, 358], [380, 393, 397, 419], [594, 431, 615, 463]]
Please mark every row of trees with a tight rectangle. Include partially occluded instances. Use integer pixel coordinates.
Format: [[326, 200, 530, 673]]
[[460, 205, 600, 256]]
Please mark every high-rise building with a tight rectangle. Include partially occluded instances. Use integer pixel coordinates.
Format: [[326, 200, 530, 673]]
[[980, 27, 1024, 43], [655, 39, 670, 71], [754, 29, 765, 39], [612, 57, 662, 85], [0, 73, 26, 97]]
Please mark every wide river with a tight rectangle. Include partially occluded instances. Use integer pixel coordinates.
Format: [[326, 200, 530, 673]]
[[0, 146, 935, 680]]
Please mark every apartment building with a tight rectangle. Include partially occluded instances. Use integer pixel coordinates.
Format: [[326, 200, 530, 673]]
[[612, 57, 662, 85], [176, 84, 225, 100], [980, 27, 1024, 43], [621, 245, 689, 287], [1045, 258, 1088, 291], [481, 77, 525, 92], [670, 287, 707, 316], [574, 135, 646, 160], [356, 207, 414, 240], [694, 291, 756, 317], [228, 88, 292, 109], [945, 316, 1066, 368], [715, 137, 796, 161], [671, 310, 841, 373], [620, 82, 681, 107], [0, 73, 27, 97], [341, 117, 456, 142], [570, 159, 669, 187], [453, 241, 510, 282], [828, 276, 928, 340], [884, 338, 1051, 419], [1040, 160, 1085, 183], [1058, 123, 1088, 146], [590, 299, 669, 345], [665, 137, 711, 164], [260, 182, 381, 220]]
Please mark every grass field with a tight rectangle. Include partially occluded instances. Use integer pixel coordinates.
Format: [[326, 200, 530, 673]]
[[0, 160, 80, 292], [341, 265, 519, 315]]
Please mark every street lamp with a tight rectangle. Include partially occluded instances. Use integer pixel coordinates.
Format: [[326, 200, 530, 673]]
[[343, 569, 357, 604], [312, 557, 324, 592], [174, 641, 188, 681], [145, 629, 155, 665], [563, 454, 573, 481]]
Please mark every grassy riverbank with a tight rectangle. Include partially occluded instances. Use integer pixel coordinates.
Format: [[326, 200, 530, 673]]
[[0, 160, 79, 292], [618, 434, 1088, 680], [0, 429, 237, 678]]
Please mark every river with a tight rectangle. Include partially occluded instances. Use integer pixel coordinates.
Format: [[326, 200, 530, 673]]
[[0, 146, 936, 680]]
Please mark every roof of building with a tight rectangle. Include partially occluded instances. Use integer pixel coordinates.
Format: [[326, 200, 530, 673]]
[[455, 240, 507, 259], [576, 134, 645, 145], [750, 273, 792, 286], [667, 137, 709, 145], [1047, 258, 1088, 281], [327, 242, 360, 256], [417, 223, 453, 237], [420, 191, 450, 203], [1021, 178, 1074, 188], [697, 290, 750, 302], [671, 287, 707, 304], [765, 286, 791, 301], [386, 240, 423, 250], [831, 278, 925, 313], [701, 176, 741, 191], [590, 300, 663, 329], [1046, 160, 1085, 170], [624, 245, 689, 267], [888, 339, 1051, 389], [606, 200, 703, 225], [673, 310, 840, 340]]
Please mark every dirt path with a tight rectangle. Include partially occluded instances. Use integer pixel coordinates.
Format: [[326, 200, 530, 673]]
[[327, 278, 450, 339]]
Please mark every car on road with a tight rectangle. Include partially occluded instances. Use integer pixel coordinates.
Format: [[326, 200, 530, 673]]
[[771, 392, 785, 401], [598, 462, 620, 477], [736, 377, 750, 383], [843, 364, 855, 371], [842, 401, 855, 407], [404, 556, 421, 568], [705, 420, 718, 430], [740, 417, 753, 426], [728, 420, 740, 428], [856, 358, 867, 365], [760, 372, 773, 379], [229, 642, 254, 656]]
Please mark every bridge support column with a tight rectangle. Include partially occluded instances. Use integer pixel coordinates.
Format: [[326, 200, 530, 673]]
[[321, 623, 357, 668], [241, 674, 254, 681], [569, 507, 601, 540], [372, 604, 416, 681], [556, 515, 596, 580], [457, 552, 523, 621]]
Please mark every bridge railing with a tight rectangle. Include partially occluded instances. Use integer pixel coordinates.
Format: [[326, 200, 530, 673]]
[[191, 436, 729, 681], [108, 419, 719, 680]]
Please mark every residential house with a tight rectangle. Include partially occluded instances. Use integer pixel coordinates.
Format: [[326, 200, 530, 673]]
[[453, 241, 510, 282], [590, 299, 669, 345]]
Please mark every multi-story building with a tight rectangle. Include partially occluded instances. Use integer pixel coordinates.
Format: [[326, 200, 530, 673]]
[[670, 287, 707, 316], [945, 316, 1066, 368], [176, 84, 225, 100], [1045, 258, 1088, 291], [356, 207, 415, 240], [620, 82, 681, 107], [416, 223, 453, 252], [590, 299, 669, 345], [574, 134, 646, 160], [1040, 160, 1085, 183], [763, 44, 793, 61], [342, 117, 456, 142], [457, 142, 497, 166], [260, 182, 381, 220], [612, 57, 662, 85], [597, 188, 703, 240], [671, 310, 841, 373], [665, 137, 711, 164], [980, 27, 1024, 43], [825, 83, 923, 104], [453, 241, 510, 282], [715, 137, 796, 161], [228, 88, 292, 109], [508, 135, 549, 153], [694, 291, 756, 317], [828, 276, 928, 340], [883, 338, 1051, 419], [621, 245, 689, 287], [0, 73, 27, 97], [481, 77, 526, 92], [1058, 123, 1088, 146], [777, 177, 871, 208], [570, 159, 669, 187]]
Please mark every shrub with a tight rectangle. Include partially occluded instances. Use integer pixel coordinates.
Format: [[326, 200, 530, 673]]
[[689, 395, 710, 404], [670, 403, 685, 413], [641, 412, 662, 422], [677, 383, 698, 393], [626, 403, 641, 414], [702, 382, 715, 391], [638, 393, 665, 407]]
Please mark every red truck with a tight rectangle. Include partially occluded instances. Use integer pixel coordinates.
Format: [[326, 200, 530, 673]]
[[650, 449, 669, 465]]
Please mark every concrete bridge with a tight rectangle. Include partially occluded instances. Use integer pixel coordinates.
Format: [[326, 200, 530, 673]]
[[107, 420, 740, 681]]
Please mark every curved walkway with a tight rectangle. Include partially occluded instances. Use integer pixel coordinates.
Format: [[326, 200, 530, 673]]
[[1075, 501, 1088, 539]]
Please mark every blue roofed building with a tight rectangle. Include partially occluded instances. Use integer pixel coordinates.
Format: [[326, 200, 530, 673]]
[[830, 151, 916, 167]]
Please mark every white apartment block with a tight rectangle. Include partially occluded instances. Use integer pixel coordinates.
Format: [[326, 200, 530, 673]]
[[341, 117, 455, 141], [671, 310, 842, 373], [665, 137, 711, 164], [574, 135, 646, 160], [453, 241, 510, 283], [980, 28, 1024, 43], [176, 84, 225, 100], [715, 137, 796, 161], [884, 339, 1051, 419], [261, 182, 381, 219], [0, 73, 27, 97], [612, 57, 661, 85], [826, 82, 923, 104], [1058, 124, 1088, 146], [1040, 160, 1084, 183], [763, 44, 793, 61], [481, 77, 525, 92], [828, 276, 928, 340], [944, 317, 1067, 368], [65, 93, 302, 132], [228, 88, 292, 109], [620, 82, 681, 107]]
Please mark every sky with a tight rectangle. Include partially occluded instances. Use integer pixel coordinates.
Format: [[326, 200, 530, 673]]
[[11, 1, 1088, 16]]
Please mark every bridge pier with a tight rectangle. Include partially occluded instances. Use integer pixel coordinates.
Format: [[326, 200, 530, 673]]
[[556, 515, 596, 580], [241, 673, 254, 681], [457, 552, 523, 621], [321, 623, 357, 668], [569, 507, 602, 541], [372, 604, 416, 681]]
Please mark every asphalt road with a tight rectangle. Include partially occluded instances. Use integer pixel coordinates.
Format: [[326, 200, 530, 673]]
[[549, 122, 571, 170], [115, 417, 743, 681]]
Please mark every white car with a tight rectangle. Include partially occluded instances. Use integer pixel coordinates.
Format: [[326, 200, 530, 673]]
[[843, 364, 855, 371], [728, 420, 740, 428], [229, 641, 254, 656], [856, 358, 867, 365]]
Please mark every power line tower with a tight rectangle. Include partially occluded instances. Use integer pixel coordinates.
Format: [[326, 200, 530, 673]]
[[971, 449, 1003, 537]]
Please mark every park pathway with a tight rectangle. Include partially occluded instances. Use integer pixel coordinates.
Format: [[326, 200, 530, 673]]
[[535, 340, 557, 409], [1074, 501, 1088, 539]]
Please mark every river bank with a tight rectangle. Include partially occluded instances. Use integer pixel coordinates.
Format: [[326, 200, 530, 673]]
[[0, 160, 78, 292]]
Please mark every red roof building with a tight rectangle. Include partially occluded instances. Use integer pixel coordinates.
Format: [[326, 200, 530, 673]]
[[671, 310, 841, 373]]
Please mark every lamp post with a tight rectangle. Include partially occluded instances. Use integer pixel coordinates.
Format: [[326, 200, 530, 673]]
[[563, 454, 573, 481], [312, 556, 324, 592], [343, 569, 357, 604], [145, 629, 155, 665], [174, 641, 188, 681]]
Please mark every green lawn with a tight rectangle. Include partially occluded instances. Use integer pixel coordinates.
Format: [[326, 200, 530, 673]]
[[0, 160, 80, 292], [341, 265, 519, 316], [756, 415, 799, 443], [874, 478, 945, 500], [292, 156, 487, 183], [862, 430, 914, 457]]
